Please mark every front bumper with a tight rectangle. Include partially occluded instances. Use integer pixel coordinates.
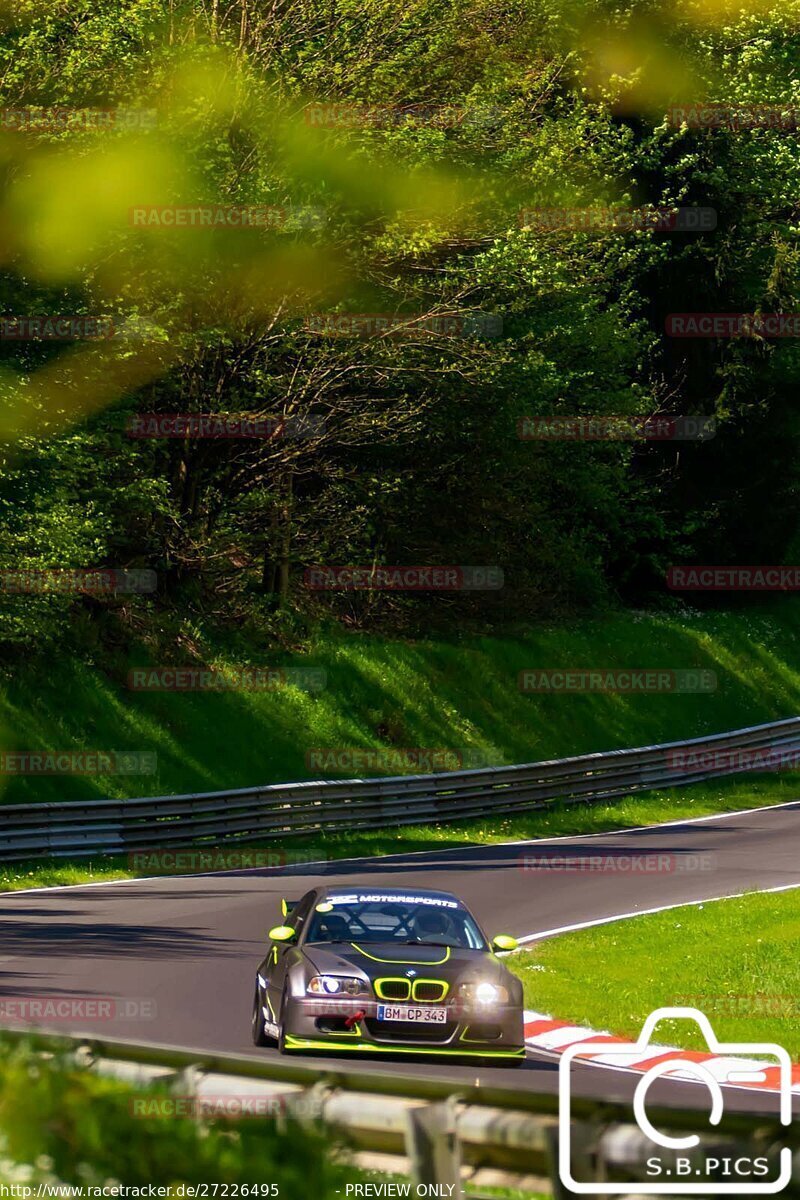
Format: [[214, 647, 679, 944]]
[[280, 995, 526, 1057]]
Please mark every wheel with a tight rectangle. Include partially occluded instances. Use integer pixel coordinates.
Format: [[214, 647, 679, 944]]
[[275, 988, 291, 1056], [277, 979, 298, 1056], [251, 986, 272, 1047], [275, 979, 293, 1056]]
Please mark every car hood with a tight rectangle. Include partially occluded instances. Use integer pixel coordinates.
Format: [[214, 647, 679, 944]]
[[302, 941, 506, 982]]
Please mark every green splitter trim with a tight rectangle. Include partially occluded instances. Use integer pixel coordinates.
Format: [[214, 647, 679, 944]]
[[283, 1034, 525, 1058]]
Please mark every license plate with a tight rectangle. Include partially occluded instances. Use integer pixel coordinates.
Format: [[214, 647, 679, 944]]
[[377, 1004, 448, 1023]]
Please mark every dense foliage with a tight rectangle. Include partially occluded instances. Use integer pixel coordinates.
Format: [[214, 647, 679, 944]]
[[0, 1037, 352, 1195], [1, 0, 799, 651]]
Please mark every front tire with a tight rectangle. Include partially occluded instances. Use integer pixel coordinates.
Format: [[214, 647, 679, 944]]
[[251, 986, 272, 1047], [277, 983, 290, 1054]]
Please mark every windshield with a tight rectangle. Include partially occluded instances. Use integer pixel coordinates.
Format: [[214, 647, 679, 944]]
[[306, 895, 487, 950]]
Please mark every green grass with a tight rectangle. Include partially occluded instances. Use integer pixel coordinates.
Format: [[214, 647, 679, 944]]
[[3, 602, 800, 807], [511, 888, 800, 1059], [2, 769, 797, 893]]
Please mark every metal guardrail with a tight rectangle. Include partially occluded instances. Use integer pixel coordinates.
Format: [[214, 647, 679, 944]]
[[1, 1025, 797, 1197], [1, 716, 799, 862]]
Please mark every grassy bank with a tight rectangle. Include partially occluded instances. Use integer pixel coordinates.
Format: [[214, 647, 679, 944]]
[[3, 604, 800, 806], [511, 888, 800, 1059], [2, 769, 798, 893]]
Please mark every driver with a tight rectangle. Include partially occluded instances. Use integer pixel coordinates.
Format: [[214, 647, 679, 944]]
[[411, 906, 458, 945]]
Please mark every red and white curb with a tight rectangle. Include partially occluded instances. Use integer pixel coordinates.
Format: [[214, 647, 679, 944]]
[[523, 1010, 800, 1095]]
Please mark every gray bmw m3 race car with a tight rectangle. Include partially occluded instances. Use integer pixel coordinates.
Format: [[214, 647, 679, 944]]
[[251, 885, 526, 1064]]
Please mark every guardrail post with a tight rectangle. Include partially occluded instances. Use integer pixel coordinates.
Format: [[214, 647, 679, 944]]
[[170, 1063, 204, 1114], [404, 1098, 462, 1192], [283, 1080, 329, 1129], [545, 1124, 571, 1200], [547, 1119, 612, 1200]]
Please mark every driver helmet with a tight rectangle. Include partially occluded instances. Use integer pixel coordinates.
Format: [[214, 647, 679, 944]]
[[412, 907, 453, 939]]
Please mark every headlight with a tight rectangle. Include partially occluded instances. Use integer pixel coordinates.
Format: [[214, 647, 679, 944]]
[[458, 981, 509, 1005], [476, 981, 504, 1005], [307, 975, 369, 996]]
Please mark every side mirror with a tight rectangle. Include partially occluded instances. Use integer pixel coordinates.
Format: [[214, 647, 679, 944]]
[[492, 934, 518, 952], [268, 925, 296, 943]]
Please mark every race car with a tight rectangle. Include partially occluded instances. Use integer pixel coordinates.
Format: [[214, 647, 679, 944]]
[[251, 885, 526, 1065]]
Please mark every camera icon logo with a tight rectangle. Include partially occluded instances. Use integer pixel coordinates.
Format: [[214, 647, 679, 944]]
[[559, 1006, 792, 1194]]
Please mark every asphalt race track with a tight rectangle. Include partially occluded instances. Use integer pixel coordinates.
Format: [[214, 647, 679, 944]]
[[1, 801, 799, 1114]]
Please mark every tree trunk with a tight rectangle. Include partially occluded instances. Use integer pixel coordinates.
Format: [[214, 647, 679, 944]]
[[277, 470, 293, 607]]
